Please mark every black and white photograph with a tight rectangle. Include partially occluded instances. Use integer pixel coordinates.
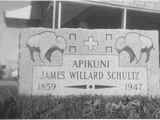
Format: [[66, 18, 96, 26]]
[[0, 0, 160, 119]]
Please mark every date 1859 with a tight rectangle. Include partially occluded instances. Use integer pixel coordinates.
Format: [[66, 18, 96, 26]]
[[38, 82, 56, 90]]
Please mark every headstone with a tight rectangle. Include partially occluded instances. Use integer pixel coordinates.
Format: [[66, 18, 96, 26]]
[[19, 28, 159, 96]]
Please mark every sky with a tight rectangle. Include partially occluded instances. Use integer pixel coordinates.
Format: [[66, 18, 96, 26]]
[[0, 27, 19, 66], [0, 2, 24, 67]]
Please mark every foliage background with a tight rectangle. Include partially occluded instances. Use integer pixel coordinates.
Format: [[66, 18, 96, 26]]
[[1, 86, 160, 119]]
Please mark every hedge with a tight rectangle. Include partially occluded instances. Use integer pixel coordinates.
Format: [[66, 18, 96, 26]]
[[0, 86, 160, 119]]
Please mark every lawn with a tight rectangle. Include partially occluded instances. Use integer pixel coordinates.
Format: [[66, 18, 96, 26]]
[[0, 86, 160, 119]]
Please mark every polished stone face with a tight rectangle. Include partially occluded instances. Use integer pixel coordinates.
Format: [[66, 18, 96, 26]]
[[19, 28, 159, 96]]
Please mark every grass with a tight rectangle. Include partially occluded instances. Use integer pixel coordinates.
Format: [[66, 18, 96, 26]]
[[1, 86, 160, 118]]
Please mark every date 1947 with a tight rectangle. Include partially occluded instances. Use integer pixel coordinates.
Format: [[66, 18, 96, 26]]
[[125, 83, 143, 91]]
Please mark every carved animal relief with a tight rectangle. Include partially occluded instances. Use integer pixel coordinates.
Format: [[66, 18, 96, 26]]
[[26, 31, 66, 63], [115, 32, 154, 64]]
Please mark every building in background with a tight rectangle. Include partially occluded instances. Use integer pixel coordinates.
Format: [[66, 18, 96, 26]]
[[1, 0, 160, 78], [2, 0, 160, 29]]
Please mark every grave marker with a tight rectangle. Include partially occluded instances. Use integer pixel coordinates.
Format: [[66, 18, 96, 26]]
[[19, 28, 159, 96]]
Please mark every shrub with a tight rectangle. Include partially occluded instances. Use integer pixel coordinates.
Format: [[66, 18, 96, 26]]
[[1, 86, 160, 118]]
